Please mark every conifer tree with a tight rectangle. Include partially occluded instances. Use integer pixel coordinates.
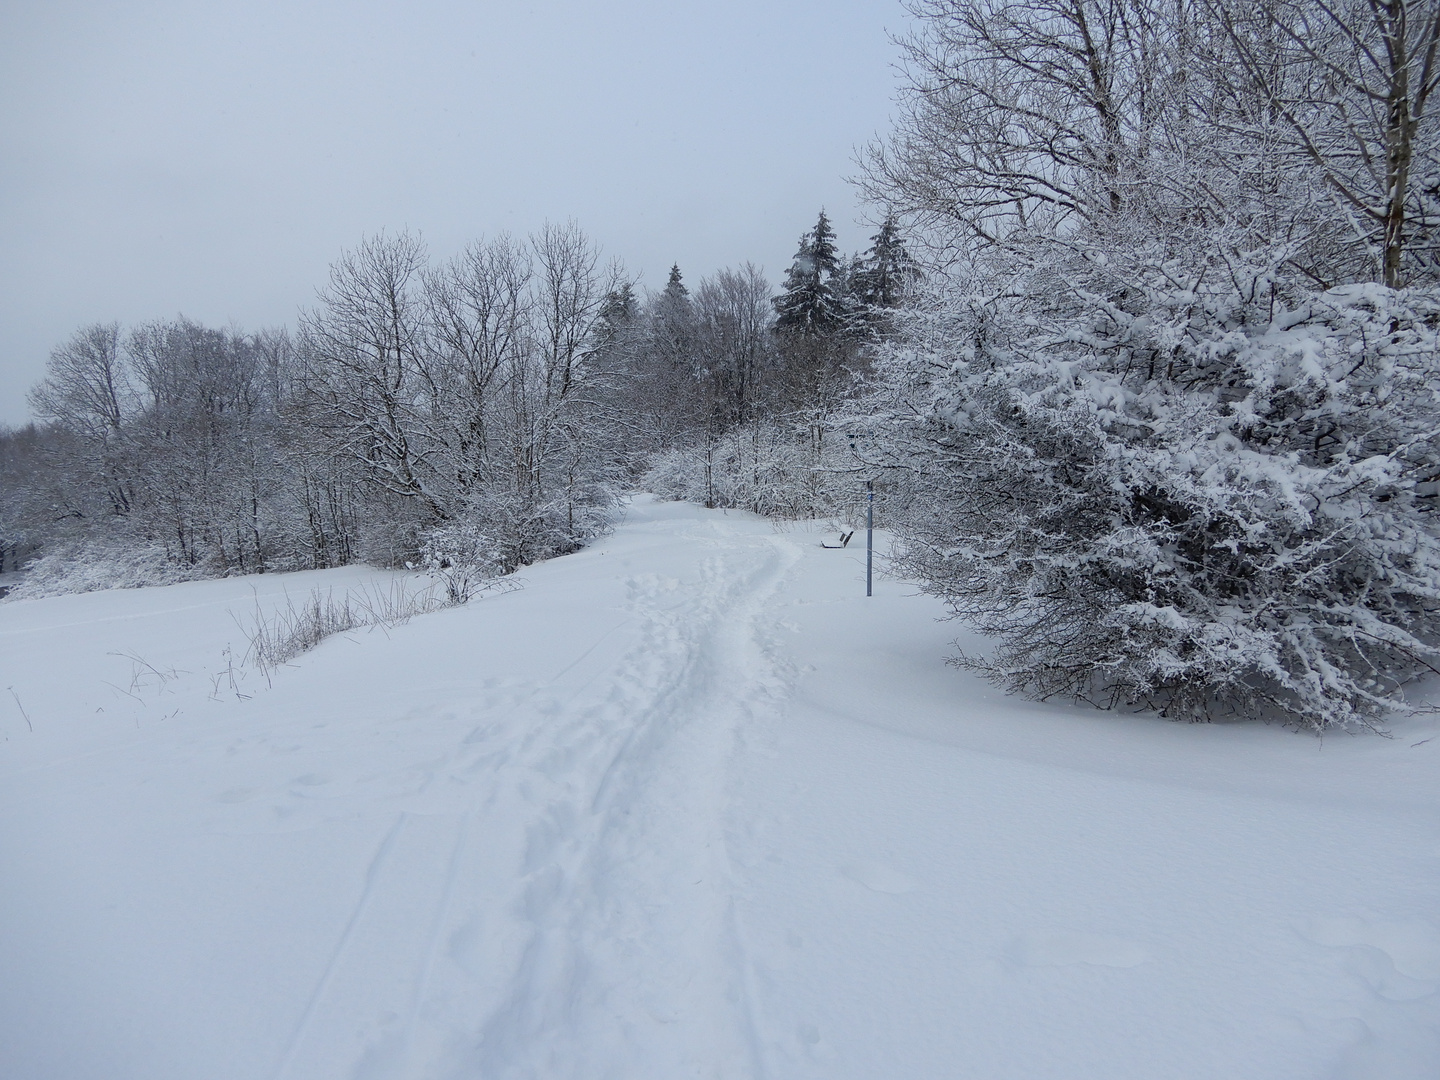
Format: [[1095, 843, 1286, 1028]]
[[855, 215, 918, 311], [658, 264, 689, 310], [602, 281, 637, 321], [596, 282, 637, 341], [652, 264, 695, 363], [774, 210, 845, 336], [808, 209, 839, 278]]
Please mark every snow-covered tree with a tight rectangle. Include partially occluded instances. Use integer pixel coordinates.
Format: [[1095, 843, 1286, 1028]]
[[1204, 0, 1440, 288], [870, 266, 1440, 730], [849, 215, 921, 334], [774, 210, 846, 336], [298, 226, 624, 573], [855, 215, 919, 310], [695, 263, 776, 425], [859, 0, 1440, 730]]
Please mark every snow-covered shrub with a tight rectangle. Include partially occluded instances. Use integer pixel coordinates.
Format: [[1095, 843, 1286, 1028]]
[[644, 420, 851, 518], [419, 520, 503, 603], [872, 273, 1440, 731], [6, 530, 207, 600], [446, 488, 618, 575], [353, 513, 426, 573]]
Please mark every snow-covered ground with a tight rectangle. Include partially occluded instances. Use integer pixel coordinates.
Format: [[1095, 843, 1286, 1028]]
[[2, 496, 1437, 1080]]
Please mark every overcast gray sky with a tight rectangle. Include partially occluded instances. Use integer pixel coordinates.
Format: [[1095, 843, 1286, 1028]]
[[0, 0, 908, 426]]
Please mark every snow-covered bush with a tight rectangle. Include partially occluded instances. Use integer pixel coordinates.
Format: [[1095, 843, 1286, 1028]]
[[644, 420, 851, 519], [419, 519, 504, 603], [353, 514, 426, 575], [447, 488, 618, 575], [873, 273, 1440, 731], [6, 530, 207, 600]]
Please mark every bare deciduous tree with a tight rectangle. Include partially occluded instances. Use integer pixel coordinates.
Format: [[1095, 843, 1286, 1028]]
[[28, 323, 128, 441], [859, 0, 1190, 258], [1206, 0, 1440, 286], [300, 232, 440, 515]]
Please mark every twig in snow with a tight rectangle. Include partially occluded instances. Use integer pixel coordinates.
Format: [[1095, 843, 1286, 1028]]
[[7, 687, 32, 732], [101, 682, 144, 704], [108, 651, 185, 696]]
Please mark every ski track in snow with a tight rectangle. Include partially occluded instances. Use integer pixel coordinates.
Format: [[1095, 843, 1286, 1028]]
[[273, 813, 409, 1080], [2, 497, 1437, 1080], [253, 516, 804, 1080], [463, 534, 801, 1079]]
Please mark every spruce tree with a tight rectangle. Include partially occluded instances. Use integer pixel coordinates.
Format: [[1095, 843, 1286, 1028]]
[[659, 263, 689, 309], [809, 209, 839, 279], [598, 282, 637, 331], [594, 282, 639, 359], [855, 215, 918, 311], [651, 264, 695, 369], [833, 253, 868, 333], [774, 210, 845, 336]]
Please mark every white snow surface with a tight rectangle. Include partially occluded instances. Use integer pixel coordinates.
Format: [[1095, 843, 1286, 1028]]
[[2, 495, 1437, 1080]]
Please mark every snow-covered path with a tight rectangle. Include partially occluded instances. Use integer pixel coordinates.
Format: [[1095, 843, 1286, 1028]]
[[2, 497, 1437, 1079]]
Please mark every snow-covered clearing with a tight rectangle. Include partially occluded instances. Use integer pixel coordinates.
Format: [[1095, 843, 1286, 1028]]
[[2, 496, 1437, 1080]]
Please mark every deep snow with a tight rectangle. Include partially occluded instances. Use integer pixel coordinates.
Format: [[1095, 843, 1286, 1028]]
[[1, 496, 1436, 1079]]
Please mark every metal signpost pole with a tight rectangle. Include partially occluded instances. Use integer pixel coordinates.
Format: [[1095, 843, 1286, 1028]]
[[866, 479, 874, 598]]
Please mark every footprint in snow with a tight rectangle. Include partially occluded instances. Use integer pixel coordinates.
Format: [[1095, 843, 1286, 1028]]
[[1298, 915, 1440, 1000], [839, 861, 919, 894], [1009, 932, 1149, 968]]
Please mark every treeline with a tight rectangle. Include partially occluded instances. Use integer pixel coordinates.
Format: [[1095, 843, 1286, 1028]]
[[0, 217, 912, 594]]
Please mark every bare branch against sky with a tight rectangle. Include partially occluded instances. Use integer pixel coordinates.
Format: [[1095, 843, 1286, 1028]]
[[0, 0, 905, 425]]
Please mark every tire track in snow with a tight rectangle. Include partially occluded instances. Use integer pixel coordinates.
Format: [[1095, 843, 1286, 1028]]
[[464, 529, 802, 1079]]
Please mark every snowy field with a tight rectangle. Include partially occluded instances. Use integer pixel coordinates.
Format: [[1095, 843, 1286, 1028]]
[[2, 495, 1437, 1080]]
